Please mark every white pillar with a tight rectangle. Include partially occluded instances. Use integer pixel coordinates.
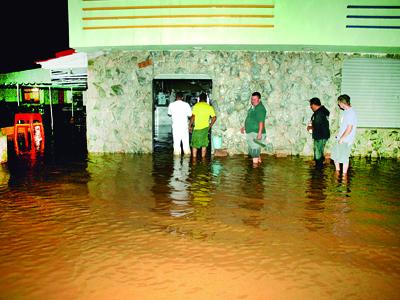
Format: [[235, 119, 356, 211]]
[[49, 87, 54, 133], [71, 87, 74, 118], [16, 83, 20, 106]]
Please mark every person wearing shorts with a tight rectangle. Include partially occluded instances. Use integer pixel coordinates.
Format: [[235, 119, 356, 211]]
[[240, 92, 267, 164], [189, 93, 216, 159], [331, 94, 357, 175]]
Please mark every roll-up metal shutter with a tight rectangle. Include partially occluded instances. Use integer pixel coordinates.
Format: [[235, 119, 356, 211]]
[[341, 58, 400, 128]]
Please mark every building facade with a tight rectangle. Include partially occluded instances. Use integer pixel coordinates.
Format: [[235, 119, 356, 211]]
[[68, 0, 400, 157]]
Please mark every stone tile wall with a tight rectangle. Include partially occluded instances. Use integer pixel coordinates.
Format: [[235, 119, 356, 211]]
[[86, 50, 399, 158]]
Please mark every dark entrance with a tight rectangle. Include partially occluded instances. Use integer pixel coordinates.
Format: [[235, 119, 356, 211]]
[[152, 78, 213, 155]]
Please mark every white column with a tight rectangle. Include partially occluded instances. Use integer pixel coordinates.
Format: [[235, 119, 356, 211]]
[[71, 87, 74, 118], [49, 87, 54, 132], [16, 83, 19, 106]]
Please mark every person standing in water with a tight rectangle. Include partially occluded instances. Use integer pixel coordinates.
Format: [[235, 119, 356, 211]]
[[189, 93, 216, 159], [168, 92, 192, 156], [240, 92, 267, 165], [331, 94, 357, 175], [307, 97, 330, 168]]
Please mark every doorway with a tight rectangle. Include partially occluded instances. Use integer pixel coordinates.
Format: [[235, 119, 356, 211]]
[[152, 77, 213, 154]]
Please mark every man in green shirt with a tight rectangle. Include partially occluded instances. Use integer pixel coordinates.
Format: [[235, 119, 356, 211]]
[[189, 93, 217, 159], [240, 92, 267, 164]]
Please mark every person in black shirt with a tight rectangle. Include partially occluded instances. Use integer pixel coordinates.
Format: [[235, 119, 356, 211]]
[[307, 97, 330, 168]]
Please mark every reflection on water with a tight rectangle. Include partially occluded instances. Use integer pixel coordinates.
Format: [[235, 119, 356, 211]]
[[0, 154, 399, 299], [304, 167, 327, 231], [168, 157, 191, 217]]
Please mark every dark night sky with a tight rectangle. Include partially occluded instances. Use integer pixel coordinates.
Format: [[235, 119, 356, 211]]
[[1, 0, 70, 73]]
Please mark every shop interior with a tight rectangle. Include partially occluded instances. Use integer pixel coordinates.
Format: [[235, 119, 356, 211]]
[[0, 87, 86, 159], [152, 79, 213, 154]]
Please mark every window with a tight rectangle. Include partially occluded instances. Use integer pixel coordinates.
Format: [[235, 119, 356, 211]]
[[23, 87, 40, 103], [341, 58, 400, 128]]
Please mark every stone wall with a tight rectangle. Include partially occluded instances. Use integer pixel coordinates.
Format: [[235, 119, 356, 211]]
[[87, 50, 400, 158], [354, 128, 400, 158]]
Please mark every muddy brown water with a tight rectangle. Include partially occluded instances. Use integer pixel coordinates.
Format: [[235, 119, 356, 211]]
[[0, 153, 399, 299]]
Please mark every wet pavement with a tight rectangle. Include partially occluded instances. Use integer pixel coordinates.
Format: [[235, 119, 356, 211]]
[[0, 153, 399, 299]]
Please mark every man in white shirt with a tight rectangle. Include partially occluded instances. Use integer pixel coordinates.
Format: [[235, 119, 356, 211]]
[[168, 92, 192, 156], [331, 94, 358, 175]]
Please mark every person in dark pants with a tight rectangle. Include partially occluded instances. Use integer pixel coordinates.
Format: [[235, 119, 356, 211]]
[[307, 97, 330, 168]]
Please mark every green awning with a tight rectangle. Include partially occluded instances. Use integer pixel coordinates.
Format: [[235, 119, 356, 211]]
[[0, 68, 52, 86]]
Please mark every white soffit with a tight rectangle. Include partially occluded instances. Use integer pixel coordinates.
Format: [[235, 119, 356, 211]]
[[38, 52, 88, 69]]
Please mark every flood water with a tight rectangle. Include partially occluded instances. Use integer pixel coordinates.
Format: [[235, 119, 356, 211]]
[[0, 153, 399, 299]]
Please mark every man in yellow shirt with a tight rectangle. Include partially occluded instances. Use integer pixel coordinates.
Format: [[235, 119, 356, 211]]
[[189, 93, 216, 159]]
